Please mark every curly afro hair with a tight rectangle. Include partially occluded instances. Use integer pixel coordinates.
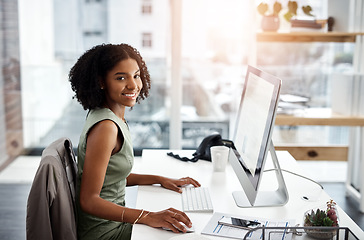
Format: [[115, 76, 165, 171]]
[[69, 43, 151, 110]]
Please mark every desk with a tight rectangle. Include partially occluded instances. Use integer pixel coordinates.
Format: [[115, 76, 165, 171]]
[[131, 150, 364, 239]]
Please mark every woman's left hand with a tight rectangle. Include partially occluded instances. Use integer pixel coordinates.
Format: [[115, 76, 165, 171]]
[[160, 177, 201, 193]]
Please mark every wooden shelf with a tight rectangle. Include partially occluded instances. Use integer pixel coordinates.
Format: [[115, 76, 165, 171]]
[[256, 32, 364, 162], [275, 145, 348, 161], [257, 32, 364, 42], [275, 108, 364, 126], [275, 108, 363, 161]]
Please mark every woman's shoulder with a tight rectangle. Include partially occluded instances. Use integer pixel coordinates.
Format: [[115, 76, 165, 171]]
[[88, 108, 117, 121], [87, 108, 125, 129], [89, 107, 113, 116]]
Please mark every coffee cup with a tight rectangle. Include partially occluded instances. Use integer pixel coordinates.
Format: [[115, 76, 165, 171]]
[[210, 146, 230, 172]]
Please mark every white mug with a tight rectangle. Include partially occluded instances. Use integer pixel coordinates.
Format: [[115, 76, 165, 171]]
[[210, 146, 230, 172]]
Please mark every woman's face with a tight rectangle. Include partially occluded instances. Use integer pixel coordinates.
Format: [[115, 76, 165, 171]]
[[103, 58, 143, 108]]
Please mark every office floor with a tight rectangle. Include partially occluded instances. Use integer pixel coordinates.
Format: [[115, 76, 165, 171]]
[[0, 156, 362, 240]]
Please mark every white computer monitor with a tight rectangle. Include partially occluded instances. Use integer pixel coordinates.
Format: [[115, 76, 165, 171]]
[[229, 65, 289, 208]]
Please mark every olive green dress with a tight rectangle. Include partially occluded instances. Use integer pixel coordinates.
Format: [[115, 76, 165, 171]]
[[76, 108, 134, 240]]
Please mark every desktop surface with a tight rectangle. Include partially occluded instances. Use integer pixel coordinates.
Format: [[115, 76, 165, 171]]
[[131, 149, 364, 239]]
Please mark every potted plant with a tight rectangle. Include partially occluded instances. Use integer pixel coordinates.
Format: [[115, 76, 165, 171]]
[[257, 1, 314, 31], [283, 1, 314, 22], [303, 199, 339, 239], [257, 1, 282, 31]]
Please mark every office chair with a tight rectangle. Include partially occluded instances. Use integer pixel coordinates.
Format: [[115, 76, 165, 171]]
[[26, 138, 77, 240]]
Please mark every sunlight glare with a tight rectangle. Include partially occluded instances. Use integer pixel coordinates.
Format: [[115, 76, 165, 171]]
[[182, 0, 255, 64]]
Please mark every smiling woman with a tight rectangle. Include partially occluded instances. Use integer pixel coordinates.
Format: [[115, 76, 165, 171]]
[[101, 59, 143, 114], [68, 43, 201, 240], [69, 44, 151, 111]]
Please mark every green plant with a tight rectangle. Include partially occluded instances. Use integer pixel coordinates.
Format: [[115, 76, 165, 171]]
[[257, 1, 314, 21], [304, 200, 338, 227]]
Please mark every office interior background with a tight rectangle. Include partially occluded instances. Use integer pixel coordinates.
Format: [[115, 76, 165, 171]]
[[0, 0, 363, 179], [2, 0, 364, 237]]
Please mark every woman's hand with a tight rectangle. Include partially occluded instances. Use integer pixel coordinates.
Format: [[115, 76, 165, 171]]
[[159, 176, 201, 193], [139, 208, 192, 233]]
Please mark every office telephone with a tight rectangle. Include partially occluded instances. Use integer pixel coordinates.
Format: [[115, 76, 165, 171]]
[[167, 133, 233, 162]]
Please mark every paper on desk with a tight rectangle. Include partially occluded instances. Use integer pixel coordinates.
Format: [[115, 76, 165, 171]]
[[201, 212, 295, 240], [169, 233, 211, 240]]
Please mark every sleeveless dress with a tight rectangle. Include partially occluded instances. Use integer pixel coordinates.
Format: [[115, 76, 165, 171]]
[[76, 108, 134, 240]]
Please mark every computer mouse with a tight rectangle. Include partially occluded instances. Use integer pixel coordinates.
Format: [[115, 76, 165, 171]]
[[163, 223, 195, 233]]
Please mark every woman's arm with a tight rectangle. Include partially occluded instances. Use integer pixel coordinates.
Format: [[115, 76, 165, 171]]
[[127, 173, 201, 193], [78, 120, 193, 232], [79, 120, 142, 221]]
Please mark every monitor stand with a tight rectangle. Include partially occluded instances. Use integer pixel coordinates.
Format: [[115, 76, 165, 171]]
[[232, 140, 289, 208]]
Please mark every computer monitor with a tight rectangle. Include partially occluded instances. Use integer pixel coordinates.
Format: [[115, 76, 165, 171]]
[[229, 65, 288, 208]]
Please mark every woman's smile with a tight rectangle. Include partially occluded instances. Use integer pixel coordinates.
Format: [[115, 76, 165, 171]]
[[122, 92, 138, 99], [103, 58, 143, 110]]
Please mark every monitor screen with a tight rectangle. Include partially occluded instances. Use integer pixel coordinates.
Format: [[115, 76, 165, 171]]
[[229, 65, 287, 207]]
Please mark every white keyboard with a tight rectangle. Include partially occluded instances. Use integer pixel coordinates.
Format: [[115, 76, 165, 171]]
[[181, 187, 213, 213]]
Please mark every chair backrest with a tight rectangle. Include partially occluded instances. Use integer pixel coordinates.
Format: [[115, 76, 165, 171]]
[[60, 138, 78, 213], [26, 137, 78, 240]]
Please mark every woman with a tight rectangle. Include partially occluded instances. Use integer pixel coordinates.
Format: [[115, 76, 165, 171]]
[[69, 43, 200, 239]]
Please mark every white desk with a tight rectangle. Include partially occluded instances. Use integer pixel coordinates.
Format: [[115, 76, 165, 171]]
[[131, 149, 364, 239]]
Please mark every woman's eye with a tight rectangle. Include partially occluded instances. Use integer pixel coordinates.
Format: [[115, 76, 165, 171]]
[[134, 74, 141, 79], [117, 76, 125, 80]]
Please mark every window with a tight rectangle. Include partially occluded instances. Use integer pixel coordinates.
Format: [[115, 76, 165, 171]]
[[18, 0, 343, 156], [141, 0, 152, 15], [86, 0, 102, 3], [142, 32, 152, 48], [83, 31, 102, 36]]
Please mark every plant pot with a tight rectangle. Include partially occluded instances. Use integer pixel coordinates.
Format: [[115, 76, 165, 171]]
[[261, 15, 280, 32], [303, 224, 338, 239], [303, 207, 339, 239]]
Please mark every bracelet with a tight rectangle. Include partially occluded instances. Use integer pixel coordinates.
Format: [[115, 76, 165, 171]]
[[121, 209, 125, 222], [140, 211, 150, 221], [133, 209, 144, 225]]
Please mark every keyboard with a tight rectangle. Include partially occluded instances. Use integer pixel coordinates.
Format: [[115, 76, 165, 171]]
[[181, 187, 213, 213]]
